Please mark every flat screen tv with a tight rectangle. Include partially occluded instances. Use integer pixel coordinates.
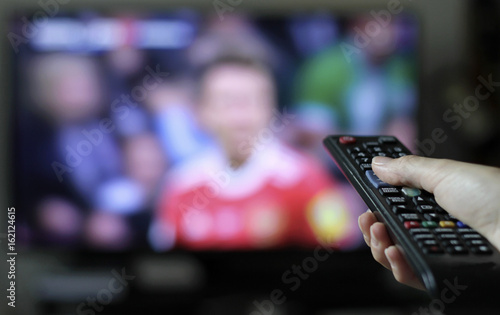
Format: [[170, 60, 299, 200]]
[[7, 6, 421, 313]]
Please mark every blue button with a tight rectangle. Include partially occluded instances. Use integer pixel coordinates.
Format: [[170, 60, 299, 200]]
[[365, 170, 392, 188], [457, 221, 469, 228]]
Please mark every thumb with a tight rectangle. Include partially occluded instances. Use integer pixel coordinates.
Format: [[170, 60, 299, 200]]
[[371, 155, 456, 194]]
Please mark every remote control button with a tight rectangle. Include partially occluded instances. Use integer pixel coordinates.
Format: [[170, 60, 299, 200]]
[[457, 228, 476, 234], [434, 206, 446, 214], [438, 233, 459, 240], [418, 205, 435, 213], [372, 152, 389, 157], [443, 214, 459, 222], [367, 146, 384, 153], [466, 240, 485, 246], [433, 228, 455, 234], [439, 221, 456, 228], [425, 195, 437, 205], [365, 170, 392, 188], [339, 136, 356, 144], [379, 187, 400, 195], [347, 146, 363, 153], [413, 196, 428, 205], [402, 187, 421, 197], [387, 196, 406, 205], [444, 239, 463, 246], [414, 234, 435, 241], [399, 213, 420, 222], [393, 152, 408, 158], [461, 234, 484, 240], [392, 206, 414, 214], [363, 141, 379, 148], [356, 157, 371, 165], [359, 163, 372, 171], [419, 240, 439, 247], [456, 221, 469, 228], [414, 196, 425, 203], [471, 245, 493, 255], [391, 146, 404, 153], [446, 245, 468, 255], [352, 152, 369, 159], [414, 196, 436, 206], [378, 136, 397, 144], [404, 221, 421, 229], [410, 228, 431, 235], [422, 221, 438, 228], [423, 245, 444, 254], [424, 213, 441, 222]]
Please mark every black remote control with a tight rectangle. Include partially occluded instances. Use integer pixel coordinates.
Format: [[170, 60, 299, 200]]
[[323, 135, 500, 305]]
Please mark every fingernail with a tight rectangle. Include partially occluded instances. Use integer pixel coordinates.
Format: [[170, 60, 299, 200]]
[[372, 156, 393, 166], [385, 247, 396, 269]]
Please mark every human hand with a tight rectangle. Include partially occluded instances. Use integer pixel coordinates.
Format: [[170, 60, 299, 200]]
[[358, 155, 500, 290]]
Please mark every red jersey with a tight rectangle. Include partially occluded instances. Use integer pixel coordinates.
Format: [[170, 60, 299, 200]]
[[155, 142, 356, 250]]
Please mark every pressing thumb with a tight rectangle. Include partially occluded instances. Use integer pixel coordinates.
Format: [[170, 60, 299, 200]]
[[371, 155, 453, 194]]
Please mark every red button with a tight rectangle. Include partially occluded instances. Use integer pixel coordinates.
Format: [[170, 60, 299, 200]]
[[404, 221, 421, 229], [339, 136, 356, 144]]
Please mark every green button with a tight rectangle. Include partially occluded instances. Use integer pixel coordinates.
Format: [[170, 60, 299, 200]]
[[402, 187, 421, 197], [422, 221, 438, 228]]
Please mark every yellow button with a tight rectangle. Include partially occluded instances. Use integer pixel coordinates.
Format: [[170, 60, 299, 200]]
[[439, 221, 456, 228]]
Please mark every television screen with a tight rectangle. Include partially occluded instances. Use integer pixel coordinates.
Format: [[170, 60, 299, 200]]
[[11, 10, 419, 252]]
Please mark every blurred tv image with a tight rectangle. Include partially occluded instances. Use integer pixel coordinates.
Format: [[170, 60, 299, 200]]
[[12, 11, 418, 251]]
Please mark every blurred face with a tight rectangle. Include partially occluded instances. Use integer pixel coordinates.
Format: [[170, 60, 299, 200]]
[[352, 18, 397, 62], [199, 64, 275, 164], [52, 67, 102, 120], [124, 134, 166, 189], [35, 56, 103, 124]]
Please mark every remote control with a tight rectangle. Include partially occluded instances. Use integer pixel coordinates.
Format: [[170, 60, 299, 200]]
[[323, 135, 500, 305]]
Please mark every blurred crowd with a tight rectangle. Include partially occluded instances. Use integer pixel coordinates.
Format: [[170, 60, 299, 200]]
[[14, 13, 417, 251]]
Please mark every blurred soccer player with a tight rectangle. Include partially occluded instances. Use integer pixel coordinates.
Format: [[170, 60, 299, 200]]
[[150, 55, 359, 250]]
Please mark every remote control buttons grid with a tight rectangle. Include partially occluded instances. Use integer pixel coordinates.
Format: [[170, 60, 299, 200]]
[[338, 136, 494, 256]]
